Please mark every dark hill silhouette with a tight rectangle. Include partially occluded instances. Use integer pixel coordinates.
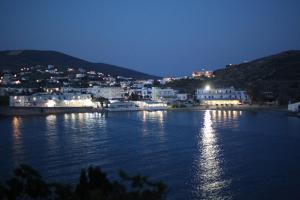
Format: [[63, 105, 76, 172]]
[[0, 50, 159, 79], [213, 50, 300, 103]]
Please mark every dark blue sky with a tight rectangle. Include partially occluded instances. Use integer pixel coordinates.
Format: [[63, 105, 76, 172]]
[[1, 0, 300, 76]]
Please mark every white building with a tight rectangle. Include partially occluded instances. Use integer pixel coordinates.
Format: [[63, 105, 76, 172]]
[[87, 86, 124, 99], [176, 93, 188, 101], [288, 102, 300, 112], [151, 87, 176, 101], [134, 101, 168, 111], [10, 93, 94, 107], [141, 87, 152, 99], [196, 86, 250, 105]]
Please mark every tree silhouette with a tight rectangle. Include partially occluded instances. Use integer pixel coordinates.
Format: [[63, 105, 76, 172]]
[[0, 164, 167, 200]]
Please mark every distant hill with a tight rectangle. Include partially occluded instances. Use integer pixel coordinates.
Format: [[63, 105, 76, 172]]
[[0, 50, 159, 79], [213, 50, 300, 103]]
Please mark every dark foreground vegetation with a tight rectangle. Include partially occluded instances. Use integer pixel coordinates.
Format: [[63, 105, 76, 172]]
[[0, 164, 167, 200]]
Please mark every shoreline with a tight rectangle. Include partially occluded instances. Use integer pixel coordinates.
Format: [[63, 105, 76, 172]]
[[0, 104, 291, 117], [168, 105, 288, 113]]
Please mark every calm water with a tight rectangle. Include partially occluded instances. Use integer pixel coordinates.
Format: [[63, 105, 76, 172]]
[[1, 110, 300, 199]]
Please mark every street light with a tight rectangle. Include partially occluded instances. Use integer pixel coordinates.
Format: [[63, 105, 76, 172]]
[[204, 85, 210, 91]]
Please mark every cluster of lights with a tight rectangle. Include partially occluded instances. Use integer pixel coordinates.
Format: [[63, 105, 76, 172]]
[[20, 68, 30, 71], [15, 80, 21, 85]]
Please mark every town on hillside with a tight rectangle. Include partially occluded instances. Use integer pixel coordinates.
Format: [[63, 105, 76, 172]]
[[0, 64, 254, 115]]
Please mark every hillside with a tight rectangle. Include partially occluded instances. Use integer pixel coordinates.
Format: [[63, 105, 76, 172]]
[[0, 50, 158, 79], [213, 50, 300, 103]]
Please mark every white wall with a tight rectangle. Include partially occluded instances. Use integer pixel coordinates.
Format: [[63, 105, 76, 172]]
[[87, 86, 124, 99], [288, 102, 300, 112]]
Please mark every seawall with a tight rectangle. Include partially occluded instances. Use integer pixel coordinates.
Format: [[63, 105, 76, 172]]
[[0, 106, 98, 116]]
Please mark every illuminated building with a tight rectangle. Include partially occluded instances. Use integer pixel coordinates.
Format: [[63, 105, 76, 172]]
[[9, 93, 94, 107], [134, 101, 168, 111], [196, 86, 250, 105], [192, 71, 214, 78]]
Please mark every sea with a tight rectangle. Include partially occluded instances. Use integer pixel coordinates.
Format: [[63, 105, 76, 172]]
[[1, 110, 300, 199]]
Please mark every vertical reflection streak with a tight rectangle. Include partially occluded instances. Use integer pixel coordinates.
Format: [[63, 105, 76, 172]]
[[12, 117, 24, 165], [46, 115, 58, 148], [141, 111, 166, 142], [196, 110, 231, 199]]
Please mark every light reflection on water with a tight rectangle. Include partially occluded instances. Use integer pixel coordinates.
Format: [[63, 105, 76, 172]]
[[140, 111, 166, 141], [12, 117, 24, 166], [3, 110, 300, 199], [46, 115, 58, 149], [193, 110, 233, 199]]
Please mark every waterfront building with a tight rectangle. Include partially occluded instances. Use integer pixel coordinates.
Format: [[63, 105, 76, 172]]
[[134, 100, 168, 111], [196, 86, 250, 105], [288, 101, 300, 112], [106, 100, 140, 111], [151, 87, 177, 101], [9, 93, 94, 107]]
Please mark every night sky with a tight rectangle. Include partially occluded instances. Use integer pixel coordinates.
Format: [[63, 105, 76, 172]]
[[1, 0, 300, 76]]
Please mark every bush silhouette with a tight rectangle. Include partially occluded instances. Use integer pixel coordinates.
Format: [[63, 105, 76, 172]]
[[0, 164, 167, 200]]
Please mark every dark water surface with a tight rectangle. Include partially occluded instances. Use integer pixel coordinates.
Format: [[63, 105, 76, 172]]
[[1, 110, 300, 199]]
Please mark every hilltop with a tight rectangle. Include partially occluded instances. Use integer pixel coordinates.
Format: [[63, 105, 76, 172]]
[[165, 50, 300, 104], [0, 50, 159, 79], [213, 50, 300, 103]]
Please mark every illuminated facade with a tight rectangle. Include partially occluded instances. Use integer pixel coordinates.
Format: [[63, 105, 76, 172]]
[[10, 93, 94, 107], [192, 71, 214, 78], [196, 87, 250, 105], [134, 101, 168, 111]]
